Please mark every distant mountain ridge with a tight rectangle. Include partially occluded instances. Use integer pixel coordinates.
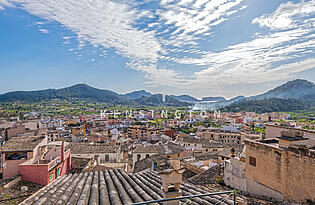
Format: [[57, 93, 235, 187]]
[[192, 79, 315, 111], [251, 79, 315, 100], [0, 84, 188, 107], [171, 95, 199, 102], [0, 79, 314, 110], [122, 90, 152, 100], [219, 79, 315, 112], [136, 94, 191, 107], [0, 84, 122, 103], [201, 96, 226, 102], [220, 98, 311, 113]]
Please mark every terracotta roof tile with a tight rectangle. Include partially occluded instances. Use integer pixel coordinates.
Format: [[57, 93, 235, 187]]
[[21, 170, 235, 205]]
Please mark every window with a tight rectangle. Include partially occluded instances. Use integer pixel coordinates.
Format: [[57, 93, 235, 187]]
[[249, 156, 256, 167], [5, 152, 27, 160], [49, 174, 53, 182], [105, 155, 109, 162], [146, 154, 150, 158], [205, 149, 208, 152], [57, 168, 61, 177], [137, 154, 141, 161]]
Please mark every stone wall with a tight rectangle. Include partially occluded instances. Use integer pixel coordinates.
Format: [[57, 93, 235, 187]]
[[224, 158, 246, 192], [283, 149, 315, 202], [246, 178, 283, 201], [224, 157, 284, 201], [245, 140, 315, 203]]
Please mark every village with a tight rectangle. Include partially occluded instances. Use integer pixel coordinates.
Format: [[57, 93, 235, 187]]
[[0, 110, 314, 204]]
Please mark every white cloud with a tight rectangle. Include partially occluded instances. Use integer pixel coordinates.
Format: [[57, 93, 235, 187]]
[[157, 0, 245, 47], [38, 28, 49, 34], [2, 0, 161, 62], [0, 0, 14, 9], [252, 0, 315, 30]]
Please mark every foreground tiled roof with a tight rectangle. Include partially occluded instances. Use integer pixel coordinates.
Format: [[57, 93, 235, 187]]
[[0, 136, 45, 152], [21, 170, 235, 205]]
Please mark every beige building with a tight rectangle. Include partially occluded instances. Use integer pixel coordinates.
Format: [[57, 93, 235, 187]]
[[132, 145, 164, 164], [265, 124, 315, 139], [127, 126, 160, 140], [6, 125, 25, 139], [197, 128, 261, 145], [244, 132, 315, 203]]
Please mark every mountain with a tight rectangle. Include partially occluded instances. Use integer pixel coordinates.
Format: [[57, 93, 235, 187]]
[[228, 95, 245, 103], [0, 79, 313, 110], [135, 94, 191, 107], [122, 90, 152, 100], [220, 98, 311, 113], [220, 79, 315, 112], [201, 96, 226, 102], [252, 79, 315, 100], [0, 84, 126, 103], [171, 95, 198, 102], [193, 80, 315, 111], [0, 84, 190, 107]]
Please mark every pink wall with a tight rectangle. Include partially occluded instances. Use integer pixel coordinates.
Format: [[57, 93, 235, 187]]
[[19, 164, 49, 185], [3, 159, 27, 179], [1, 151, 33, 179], [19, 150, 71, 185]]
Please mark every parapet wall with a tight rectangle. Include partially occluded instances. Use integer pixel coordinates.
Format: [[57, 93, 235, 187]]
[[245, 140, 315, 203]]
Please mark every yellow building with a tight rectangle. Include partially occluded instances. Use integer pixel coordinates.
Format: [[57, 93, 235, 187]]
[[72, 125, 85, 136]]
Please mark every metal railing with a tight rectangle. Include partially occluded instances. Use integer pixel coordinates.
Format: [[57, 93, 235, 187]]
[[128, 190, 237, 205]]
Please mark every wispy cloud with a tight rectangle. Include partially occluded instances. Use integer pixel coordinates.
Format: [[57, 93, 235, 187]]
[[252, 0, 315, 30], [162, 0, 315, 96], [38, 28, 49, 34], [0, 0, 14, 10], [156, 0, 246, 48], [1, 0, 161, 61]]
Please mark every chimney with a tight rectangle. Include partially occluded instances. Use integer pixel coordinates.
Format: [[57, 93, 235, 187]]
[[231, 148, 236, 157], [61, 141, 65, 162], [158, 159, 185, 205]]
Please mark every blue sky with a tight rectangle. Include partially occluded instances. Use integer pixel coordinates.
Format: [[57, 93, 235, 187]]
[[0, 0, 314, 99]]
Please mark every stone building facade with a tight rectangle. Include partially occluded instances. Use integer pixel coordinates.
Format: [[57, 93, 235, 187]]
[[244, 138, 315, 203]]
